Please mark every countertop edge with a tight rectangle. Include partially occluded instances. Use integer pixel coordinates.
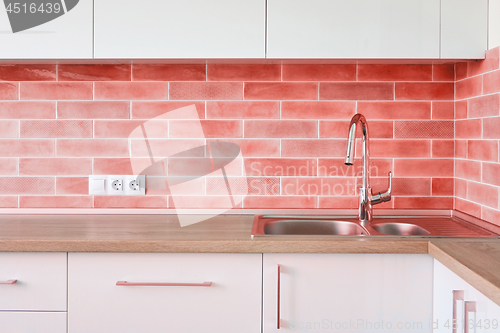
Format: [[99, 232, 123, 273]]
[[0, 239, 430, 253], [428, 242, 500, 307]]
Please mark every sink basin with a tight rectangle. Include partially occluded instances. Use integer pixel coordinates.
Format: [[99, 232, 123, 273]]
[[371, 223, 430, 236], [263, 220, 367, 236], [251, 214, 498, 237]]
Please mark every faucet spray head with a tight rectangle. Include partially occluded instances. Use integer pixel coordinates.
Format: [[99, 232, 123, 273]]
[[345, 122, 357, 165]]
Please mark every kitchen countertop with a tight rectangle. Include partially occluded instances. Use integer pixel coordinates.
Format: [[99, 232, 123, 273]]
[[0, 214, 499, 305]]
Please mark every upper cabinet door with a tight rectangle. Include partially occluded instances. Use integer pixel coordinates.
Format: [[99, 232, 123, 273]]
[[94, 0, 266, 59], [267, 0, 440, 59], [441, 0, 487, 59], [0, 0, 93, 59]]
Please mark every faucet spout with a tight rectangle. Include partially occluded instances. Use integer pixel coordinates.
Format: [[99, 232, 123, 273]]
[[344, 114, 391, 226]]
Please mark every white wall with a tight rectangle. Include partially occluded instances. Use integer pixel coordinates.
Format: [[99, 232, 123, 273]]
[[489, 0, 500, 48]]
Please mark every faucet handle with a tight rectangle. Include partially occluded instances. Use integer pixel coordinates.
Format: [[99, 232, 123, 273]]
[[371, 171, 392, 206]]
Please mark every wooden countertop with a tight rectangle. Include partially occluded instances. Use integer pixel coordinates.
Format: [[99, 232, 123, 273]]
[[0, 214, 432, 253], [429, 241, 500, 306], [0, 214, 499, 305]]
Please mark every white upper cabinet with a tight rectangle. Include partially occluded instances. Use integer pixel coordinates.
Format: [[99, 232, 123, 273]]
[[267, 0, 440, 59], [94, 0, 266, 59], [0, 0, 93, 59], [441, 0, 488, 59]]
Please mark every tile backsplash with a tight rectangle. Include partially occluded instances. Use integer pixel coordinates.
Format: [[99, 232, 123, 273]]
[[0, 59, 459, 214], [454, 47, 500, 226]]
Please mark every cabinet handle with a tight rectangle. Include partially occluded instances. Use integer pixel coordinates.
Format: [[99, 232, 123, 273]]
[[0, 280, 16, 285], [453, 290, 464, 333], [464, 301, 477, 333], [116, 281, 212, 287], [277, 264, 281, 329]]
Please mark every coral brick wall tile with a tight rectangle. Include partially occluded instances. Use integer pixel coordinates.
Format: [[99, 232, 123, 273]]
[[454, 47, 500, 226], [0, 61, 457, 210]]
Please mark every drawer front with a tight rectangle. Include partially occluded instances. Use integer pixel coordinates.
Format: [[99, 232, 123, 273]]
[[0, 253, 67, 311], [68, 253, 262, 333], [0, 312, 66, 333]]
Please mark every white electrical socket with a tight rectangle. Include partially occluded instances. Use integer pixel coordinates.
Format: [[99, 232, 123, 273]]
[[109, 178, 124, 192], [124, 175, 145, 195], [89, 175, 146, 196]]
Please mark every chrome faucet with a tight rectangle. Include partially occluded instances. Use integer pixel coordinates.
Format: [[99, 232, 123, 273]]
[[345, 114, 392, 226]]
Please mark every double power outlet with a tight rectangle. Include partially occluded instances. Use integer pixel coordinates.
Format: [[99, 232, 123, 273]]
[[89, 175, 146, 195]]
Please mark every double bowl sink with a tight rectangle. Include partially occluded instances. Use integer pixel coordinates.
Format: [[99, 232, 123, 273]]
[[251, 214, 499, 238]]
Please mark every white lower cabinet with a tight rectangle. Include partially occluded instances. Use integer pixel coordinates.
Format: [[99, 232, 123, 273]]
[[263, 254, 434, 333], [67, 253, 262, 333], [433, 259, 500, 333], [0, 253, 67, 311], [0, 312, 67, 333], [1, 251, 496, 333]]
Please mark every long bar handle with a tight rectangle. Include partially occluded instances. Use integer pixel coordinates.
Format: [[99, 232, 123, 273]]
[[116, 281, 212, 287], [453, 290, 465, 333], [464, 301, 477, 333], [0, 280, 17, 285], [277, 264, 281, 329]]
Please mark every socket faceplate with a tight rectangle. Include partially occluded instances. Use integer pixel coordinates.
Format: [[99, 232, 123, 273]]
[[89, 175, 146, 195]]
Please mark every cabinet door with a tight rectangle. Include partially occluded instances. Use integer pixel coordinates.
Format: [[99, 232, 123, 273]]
[[0, 253, 67, 311], [0, 0, 92, 59], [263, 254, 433, 333], [68, 253, 262, 333], [433, 259, 500, 333], [0, 312, 66, 333], [267, 0, 440, 59], [94, 0, 265, 59], [441, 0, 487, 59]]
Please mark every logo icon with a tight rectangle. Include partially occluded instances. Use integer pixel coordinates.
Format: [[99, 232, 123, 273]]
[[3, 0, 79, 33], [129, 105, 247, 227]]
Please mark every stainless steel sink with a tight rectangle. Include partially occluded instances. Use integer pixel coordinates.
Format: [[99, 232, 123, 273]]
[[370, 223, 430, 236], [251, 213, 499, 237], [263, 220, 367, 236]]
